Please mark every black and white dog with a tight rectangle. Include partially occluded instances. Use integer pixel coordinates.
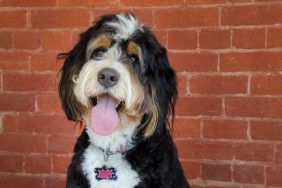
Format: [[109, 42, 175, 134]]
[[58, 13, 189, 188]]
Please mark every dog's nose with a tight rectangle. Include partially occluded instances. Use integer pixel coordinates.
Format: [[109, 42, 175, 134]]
[[98, 68, 119, 88]]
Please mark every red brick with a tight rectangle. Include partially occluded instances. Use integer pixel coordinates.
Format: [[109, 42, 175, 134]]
[[203, 119, 247, 139], [176, 97, 222, 116], [190, 75, 247, 94], [30, 53, 63, 71], [3, 73, 57, 92], [2, 114, 18, 132], [0, 61, 29, 71], [18, 113, 74, 134], [220, 52, 282, 72], [202, 163, 231, 181], [266, 166, 282, 186], [177, 75, 187, 96], [186, 0, 225, 4], [45, 176, 66, 188], [25, 155, 51, 173], [168, 30, 197, 50], [1, 0, 56, 6], [188, 0, 252, 4], [0, 133, 47, 153], [233, 28, 265, 49], [233, 164, 265, 184], [169, 52, 218, 72], [251, 75, 282, 95], [206, 186, 240, 188], [0, 174, 44, 188], [48, 135, 77, 154], [59, 0, 116, 6], [127, 9, 154, 27], [251, 121, 282, 141], [234, 143, 274, 162], [222, 5, 282, 26], [174, 118, 201, 138], [121, 0, 183, 6], [268, 28, 282, 48], [52, 155, 71, 173], [153, 30, 167, 47], [93, 9, 154, 28], [200, 30, 230, 49], [155, 8, 218, 28], [0, 11, 26, 28], [229, 0, 252, 2], [37, 94, 63, 113], [256, 0, 281, 1], [181, 161, 200, 180], [0, 32, 13, 49], [226, 97, 282, 118], [0, 94, 34, 112], [176, 140, 233, 160], [72, 30, 85, 45], [43, 31, 73, 51], [14, 31, 42, 49], [31, 10, 90, 28], [0, 154, 24, 172], [0, 52, 29, 63], [277, 144, 282, 163]]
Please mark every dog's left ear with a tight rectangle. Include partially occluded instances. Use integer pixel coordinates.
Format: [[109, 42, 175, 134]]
[[142, 42, 178, 138], [153, 47, 178, 133]]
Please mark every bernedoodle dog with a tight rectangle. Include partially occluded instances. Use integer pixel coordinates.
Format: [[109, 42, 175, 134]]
[[58, 13, 190, 188]]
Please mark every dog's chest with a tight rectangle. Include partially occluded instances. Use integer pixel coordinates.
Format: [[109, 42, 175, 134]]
[[82, 145, 140, 188]]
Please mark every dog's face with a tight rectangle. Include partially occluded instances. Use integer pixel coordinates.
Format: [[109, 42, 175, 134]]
[[59, 14, 177, 138]]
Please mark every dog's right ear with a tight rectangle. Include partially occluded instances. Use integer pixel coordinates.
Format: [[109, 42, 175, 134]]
[[57, 33, 90, 122]]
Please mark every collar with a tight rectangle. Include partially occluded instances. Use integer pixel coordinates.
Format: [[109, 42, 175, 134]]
[[96, 145, 131, 161]]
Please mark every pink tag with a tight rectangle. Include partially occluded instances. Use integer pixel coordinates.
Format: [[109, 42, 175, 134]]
[[95, 166, 117, 181], [98, 169, 113, 179]]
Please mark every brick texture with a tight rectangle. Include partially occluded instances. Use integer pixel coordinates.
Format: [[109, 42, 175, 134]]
[[0, 0, 281, 187]]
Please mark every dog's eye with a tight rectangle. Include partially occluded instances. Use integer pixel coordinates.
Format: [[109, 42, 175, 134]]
[[128, 54, 139, 64], [91, 47, 106, 59]]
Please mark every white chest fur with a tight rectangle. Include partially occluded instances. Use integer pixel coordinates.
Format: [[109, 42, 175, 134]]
[[82, 144, 140, 188]]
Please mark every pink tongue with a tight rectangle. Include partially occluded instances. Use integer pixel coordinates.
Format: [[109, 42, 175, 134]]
[[91, 96, 119, 136]]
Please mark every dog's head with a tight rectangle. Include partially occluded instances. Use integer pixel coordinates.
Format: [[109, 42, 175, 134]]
[[58, 14, 177, 138]]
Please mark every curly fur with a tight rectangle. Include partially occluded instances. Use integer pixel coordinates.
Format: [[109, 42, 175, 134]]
[[58, 13, 189, 188]]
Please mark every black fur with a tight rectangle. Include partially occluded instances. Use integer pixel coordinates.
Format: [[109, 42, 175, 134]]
[[59, 14, 190, 188]]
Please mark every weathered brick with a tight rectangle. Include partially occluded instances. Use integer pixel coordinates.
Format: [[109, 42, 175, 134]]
[[31, 10, 90, 28], [190, 75, 247, 94], [155, 8, 218, 28]]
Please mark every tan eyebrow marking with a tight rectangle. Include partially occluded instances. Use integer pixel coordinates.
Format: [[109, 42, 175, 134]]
[[87, 35, 112, 59], [127, 41, 141, 58]]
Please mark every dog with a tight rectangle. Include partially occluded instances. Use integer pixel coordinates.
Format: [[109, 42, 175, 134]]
[[58, 13, 190, 188]]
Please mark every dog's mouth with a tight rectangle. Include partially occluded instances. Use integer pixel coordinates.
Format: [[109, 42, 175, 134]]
[[88, 93, 125, 136], [89, 93, 125, 113]]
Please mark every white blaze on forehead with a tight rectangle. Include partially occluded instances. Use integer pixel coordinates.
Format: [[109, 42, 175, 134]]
[[105, 14, 143, 40]]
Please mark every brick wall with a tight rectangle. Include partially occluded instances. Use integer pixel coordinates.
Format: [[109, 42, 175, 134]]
[[0, 0, 282, 187]]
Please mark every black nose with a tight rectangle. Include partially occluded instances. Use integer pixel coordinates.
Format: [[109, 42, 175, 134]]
[[98, 68, 119, 88]]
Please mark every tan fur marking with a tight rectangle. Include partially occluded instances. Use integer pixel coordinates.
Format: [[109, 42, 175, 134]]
[[143, 87, 159, 138], [127, 41, 141, 59], [87, 35, 112, 59]]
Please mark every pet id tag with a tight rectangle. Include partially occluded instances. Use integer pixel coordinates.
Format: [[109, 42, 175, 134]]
[[94, 166, 117, 181]]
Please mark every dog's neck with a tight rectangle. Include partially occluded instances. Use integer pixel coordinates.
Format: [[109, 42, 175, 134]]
[[85, 124, 136, 153]]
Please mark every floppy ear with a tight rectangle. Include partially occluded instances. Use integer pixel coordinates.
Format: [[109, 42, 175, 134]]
[[58, 32, 90, 122], [141, 43, 178, 138], [152, 47, 178, 133]]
